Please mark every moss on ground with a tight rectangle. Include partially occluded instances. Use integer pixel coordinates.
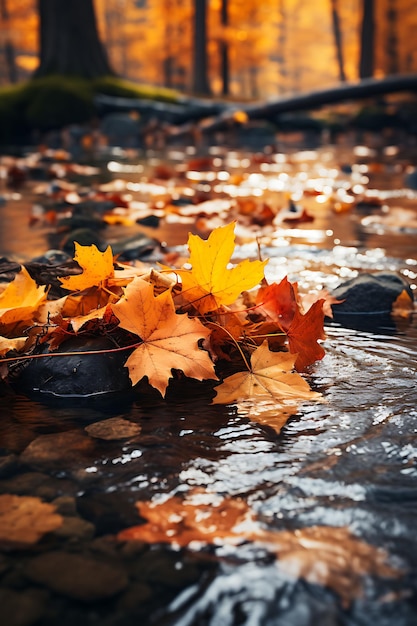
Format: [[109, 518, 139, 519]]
[[0, 75, 180, 144]]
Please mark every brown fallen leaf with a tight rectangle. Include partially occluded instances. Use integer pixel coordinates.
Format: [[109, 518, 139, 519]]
[[212, 341, 320, 404], [0, 494, 63, 548]]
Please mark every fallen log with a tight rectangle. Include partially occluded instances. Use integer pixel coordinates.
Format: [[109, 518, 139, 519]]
[[197, 74, 417, 134]]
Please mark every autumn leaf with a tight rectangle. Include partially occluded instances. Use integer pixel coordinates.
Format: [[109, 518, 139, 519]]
[[0, 267, 47, 336], [118, 489, 257, 546], [391, 289, 414, 318], [118, 489, 401, 607], [286, 300, 326, 371], [256, 277, 300, 329], [300, 288, 344, 319], [213, 341, 320, 404], [175, 222, 267, 314], [58, 243, 114, 292], [0, 494, 62, 548], [112, 277, 217, 396], [0, 336, 27, 356], [264, 525, 401, 608]]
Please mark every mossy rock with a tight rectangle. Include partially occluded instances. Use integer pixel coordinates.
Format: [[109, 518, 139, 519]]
[[0, 75, 180, 143], [24, 77, 95, 130]]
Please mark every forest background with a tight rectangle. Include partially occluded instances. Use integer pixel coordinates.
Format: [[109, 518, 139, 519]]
[[1, 0, 417, 102]]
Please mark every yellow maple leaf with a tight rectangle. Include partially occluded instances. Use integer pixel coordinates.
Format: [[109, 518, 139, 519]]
[[58, 243, 114, 292], [112, 277, 217, 396], [213, 341, 320, 404], [0, 267, 47, 336], [175, 221, 267, 314]]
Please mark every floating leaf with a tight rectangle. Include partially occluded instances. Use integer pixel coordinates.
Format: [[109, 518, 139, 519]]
[[213, 341, 320, 404]]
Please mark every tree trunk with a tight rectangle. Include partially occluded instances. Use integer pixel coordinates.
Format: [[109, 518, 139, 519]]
[[0, 0, 18, 83], [220, 0, 229, 96], [35, 0, 113, 79], [359, 0, 375, 79], [192, 0, 211, 95], [330, 0, 346, 82], [386, 0, 399, 75]]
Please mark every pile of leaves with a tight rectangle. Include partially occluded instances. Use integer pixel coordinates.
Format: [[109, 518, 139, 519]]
[[0, 221, 330, 403]]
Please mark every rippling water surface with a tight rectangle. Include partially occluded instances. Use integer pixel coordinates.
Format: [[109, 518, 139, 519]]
[[0, 143, 416, 625]]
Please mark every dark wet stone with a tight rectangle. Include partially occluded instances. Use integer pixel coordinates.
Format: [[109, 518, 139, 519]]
[[130, 550, 200, 589], [116, 581, 152, 610], [15, 336, 132, 398], [25, 551, 128, 602], [111, 233, 161, 261], [0, 454, 19, 478], [52, 496, 77, 516], [0, 587, 49, 626], [331, 272, 413, 316], [20, 431, 96, 471], [0, 471, 50, 495], [53, 516, 96, 541], [85, 417, 141, 441], [76, 492, 140, 536]]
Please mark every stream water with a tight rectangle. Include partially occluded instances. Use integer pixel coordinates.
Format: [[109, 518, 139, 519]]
[[0, 139, 416, 625]]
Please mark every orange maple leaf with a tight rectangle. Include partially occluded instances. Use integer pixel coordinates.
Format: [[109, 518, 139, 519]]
[[175, 221, 267, 314], [286, 300, 326, 371], [213, 341, 320, 404], [112, 277, 217, 396], [58, 243, 114, 292], [256, 277, 300, 329]]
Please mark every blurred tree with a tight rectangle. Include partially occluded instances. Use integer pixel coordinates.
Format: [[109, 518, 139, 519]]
[[386, 0, 399, 74], [0, 0, 17, 82], [359, 0, 375, 78], [35, 0, 113, 78], [192, 0, 211, 94], [220, 0, 229, 95], [330, 0, 346, 82]]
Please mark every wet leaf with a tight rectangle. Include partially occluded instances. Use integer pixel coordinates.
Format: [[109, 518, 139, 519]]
[[0, 267, 47, 335], [391, 289, 414, 318], [0, 494, 63, 547], [286, 300, 326, 371], [118, 490, 257, 546], [112, 277, 217, 396], [212, 341, 320, 404], [265, 525, 401, 608], [58, 243, 114, 292], [118, 489, 401, 607], [256, 277, 300, 330], [175, 222, 267, 314]]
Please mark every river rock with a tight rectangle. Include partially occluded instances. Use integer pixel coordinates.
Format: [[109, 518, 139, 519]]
[[0, 587, 49, 626], [330, 272, 413, 316], [25, 551, 128, 602], [15, 336, 132, 398], [20, 431, 96, 471]]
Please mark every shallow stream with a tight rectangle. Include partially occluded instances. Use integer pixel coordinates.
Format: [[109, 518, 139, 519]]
[[0, 140, 416, 625]]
